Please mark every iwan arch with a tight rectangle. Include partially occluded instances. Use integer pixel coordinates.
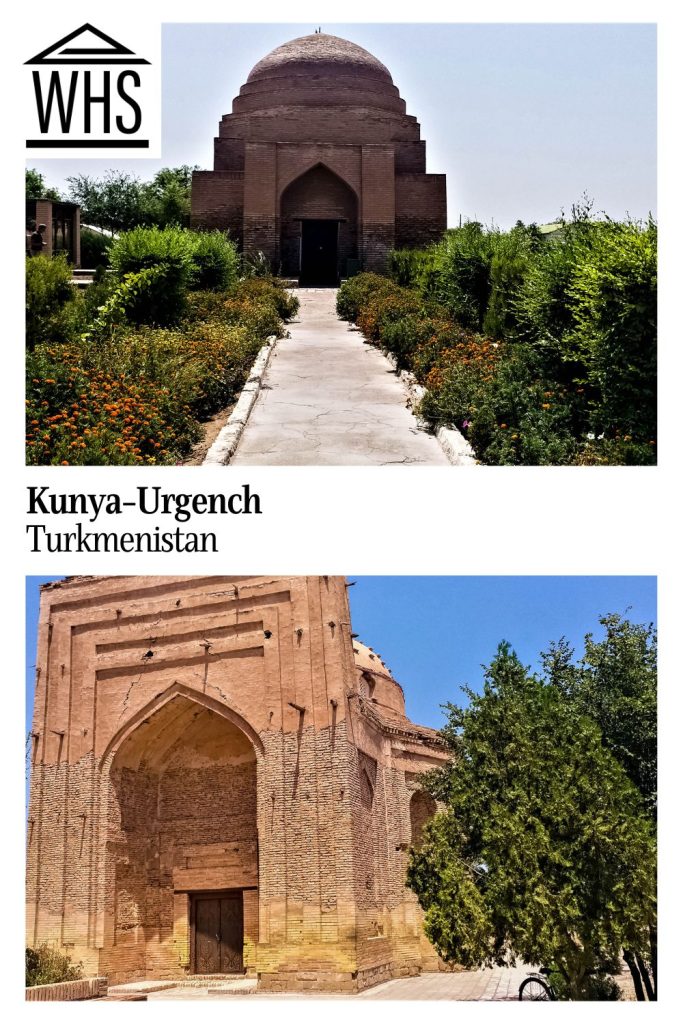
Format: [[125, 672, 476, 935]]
[[27, 576, 447, 992], [191, 33, 447, 283]]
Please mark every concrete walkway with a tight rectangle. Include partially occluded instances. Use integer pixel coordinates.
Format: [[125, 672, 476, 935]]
[[140, 967, 531, 1001], [229, 288, 450, 466]]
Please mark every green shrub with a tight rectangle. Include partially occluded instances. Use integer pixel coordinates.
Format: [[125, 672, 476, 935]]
[[356, 288, 424, 342], [80, 227, 111, 269], [336, 272, 395, 321], [482, 227, 535, 339], [389, 249, 433, 288], [230, 277, 300, 321], [83, 265, 171, 342], [430, 223, 497, 329], [26, 944, 83, 987], [186, 279, 297, 340], [190, 230, 240, 291], [25, 254, 79, 348], [26, 273, 286, 464], [110, 321, 262, 420], [382, 211, 657, 465], [569, 219, 657, 441], [109, 225, 195, 325]]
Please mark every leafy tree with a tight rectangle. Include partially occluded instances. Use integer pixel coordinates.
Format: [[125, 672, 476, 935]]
[[542, 614, 657, 998], [66, 167, 200, 233], [66, 171, 148, 234], [142, 165, 199, 227], [407, 643, 656, 1000], [542, 614, 657, 819], [26, 168, 61, 202]]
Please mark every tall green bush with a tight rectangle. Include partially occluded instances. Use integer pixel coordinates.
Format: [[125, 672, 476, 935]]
[[190, 230, 240, 291], [570, 220, 657, 440], [109, 225, 195, 325], [25, 254, 80, 348], [80, 227, 111, 269], [336, 272, 396, 322]]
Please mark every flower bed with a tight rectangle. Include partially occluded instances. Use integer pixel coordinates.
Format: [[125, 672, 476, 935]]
[[26, 271, 298, 465], [338, 212, 656, 467]]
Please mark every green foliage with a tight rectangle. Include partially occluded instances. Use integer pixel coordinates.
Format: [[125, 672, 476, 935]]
[[336, 272, 396, 322], [407, 643, 656, 1000], [190, 231, 240, 291], [83, 265, 170, 342], [109, 226, 195, 325], [569, 220, 657, 439], [80, 227, 111, 269], [346, 207, 656, 465], [26, 169, 60, 201], [25, 254, 79, 348], [67, 171, 148, 233], [26, 944, 82, 987], [429, 223, 497, 330], [542, 614, 657, 820], [142, 165, 197, 227], [66, 166, 199, 232], [27, 277, 290, 465]]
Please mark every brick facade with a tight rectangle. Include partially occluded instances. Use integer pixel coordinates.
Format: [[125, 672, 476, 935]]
[[27, 576, 449, 993], [190, 33, 446, 279]]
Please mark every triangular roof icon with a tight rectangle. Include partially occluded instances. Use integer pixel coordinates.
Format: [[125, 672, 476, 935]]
[[25, 23, 150, 64]]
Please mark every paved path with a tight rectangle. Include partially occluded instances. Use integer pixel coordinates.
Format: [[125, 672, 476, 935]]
[[229, 288, 450, 466], [141, 967, 532, 1001]]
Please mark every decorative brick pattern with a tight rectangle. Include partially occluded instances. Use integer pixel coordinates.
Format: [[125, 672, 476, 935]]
[[190, 33, 446, 275], [27, 576, 448, 992]]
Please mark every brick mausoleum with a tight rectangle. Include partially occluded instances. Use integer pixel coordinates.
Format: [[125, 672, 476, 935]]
[[191, 33, 447, 284], [26, 576, 449, 992]]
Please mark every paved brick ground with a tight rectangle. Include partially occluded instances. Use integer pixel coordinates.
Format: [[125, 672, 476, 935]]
[[144, 967, 531, 1000], [230, 289, 450, 466], [141, 965, 637, 1001]]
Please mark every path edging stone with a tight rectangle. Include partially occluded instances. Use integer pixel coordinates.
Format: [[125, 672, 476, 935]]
[[383, 351, 478, 467], [202, 336, 277, 466]]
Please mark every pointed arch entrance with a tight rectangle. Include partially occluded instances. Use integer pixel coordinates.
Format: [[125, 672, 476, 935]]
[[99, 691, 261, 982], [280, 164, 358, 285]]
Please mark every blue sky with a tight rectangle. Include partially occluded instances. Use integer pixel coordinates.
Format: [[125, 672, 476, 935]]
[[29, 22, 656, 228], [26, 576, 656, 735]]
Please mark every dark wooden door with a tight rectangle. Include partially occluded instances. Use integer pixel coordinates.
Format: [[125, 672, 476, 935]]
[[300, 220, 339, 286], [193, 893, 243, 974]]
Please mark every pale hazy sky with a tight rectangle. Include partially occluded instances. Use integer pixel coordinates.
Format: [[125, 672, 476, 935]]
[[30, 22, 657, 228]]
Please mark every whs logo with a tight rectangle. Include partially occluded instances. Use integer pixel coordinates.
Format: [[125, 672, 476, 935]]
[[25, 23, 159, 155]]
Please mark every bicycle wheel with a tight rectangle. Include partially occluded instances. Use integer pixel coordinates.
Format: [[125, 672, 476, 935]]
[[519, 976, 553, 1000]]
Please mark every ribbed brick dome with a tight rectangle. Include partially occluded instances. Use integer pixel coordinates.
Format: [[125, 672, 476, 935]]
[[247, 32, 393, 85]]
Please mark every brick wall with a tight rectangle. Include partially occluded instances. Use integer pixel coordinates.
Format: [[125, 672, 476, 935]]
[[190, 171, 244, 241], [189, 43, 447, 270], [395, 174, 448, 249], [27, 576, 447, 992]]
